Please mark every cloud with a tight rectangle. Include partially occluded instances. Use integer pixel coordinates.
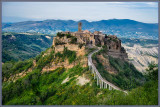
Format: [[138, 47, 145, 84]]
[[145, 2, 158, 7], [2, 2, 158, 23]]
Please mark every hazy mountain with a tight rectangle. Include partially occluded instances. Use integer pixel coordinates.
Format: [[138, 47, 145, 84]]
[[2, 16, 37, 23], [2, 19, 158, 39]]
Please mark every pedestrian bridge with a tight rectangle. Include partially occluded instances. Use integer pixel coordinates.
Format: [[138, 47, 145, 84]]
[[88, 48, 127, 94]]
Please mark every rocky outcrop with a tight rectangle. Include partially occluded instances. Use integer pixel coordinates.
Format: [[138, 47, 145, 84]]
[[105, 35, 128, 60]]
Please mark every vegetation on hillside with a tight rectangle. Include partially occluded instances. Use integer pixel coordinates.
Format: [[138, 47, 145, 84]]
[[55, 47, 76, 64], [2, 32, 158, 105], [57, 32, 73, 39], [2, 46, 77, 82], [92, 47, 146, 90], [2, 59, 33, 82], [2, 32, 54, 63], [2, 57, 158, 105]]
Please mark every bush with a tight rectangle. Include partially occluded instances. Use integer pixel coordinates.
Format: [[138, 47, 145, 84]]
[[145, 62, 158, 81], [63, 47, 76, 64], [55, 47, 76, 64], [78, 43, 84, 49], [66, 34, 72, 38], [54, 38, 66, 46], [36, 50, 55, 69], [2, 59, 33, 82], [70, 37, 77, 44], [57, 32, 65, 38]]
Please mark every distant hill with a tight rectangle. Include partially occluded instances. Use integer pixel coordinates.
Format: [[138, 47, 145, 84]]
[[2, 32, 54, 63], [2, 19, 158, 39]]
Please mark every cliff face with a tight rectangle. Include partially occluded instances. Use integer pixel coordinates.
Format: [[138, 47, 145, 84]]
[[41, 44, 87, 73], [104, 35, 128, 60], [39, 34, 88, 73]]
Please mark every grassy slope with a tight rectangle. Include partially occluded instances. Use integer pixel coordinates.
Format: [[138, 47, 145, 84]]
[[2, 47, 158, 105]]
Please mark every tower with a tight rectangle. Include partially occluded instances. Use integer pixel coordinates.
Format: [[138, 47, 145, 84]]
[[78, 22, 82, 32]]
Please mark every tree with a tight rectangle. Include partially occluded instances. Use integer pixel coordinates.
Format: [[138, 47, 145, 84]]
[[145, 62, 158, 81]]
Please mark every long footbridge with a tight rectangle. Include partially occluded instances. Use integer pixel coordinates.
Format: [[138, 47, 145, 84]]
[[88, 48, 127, 94]]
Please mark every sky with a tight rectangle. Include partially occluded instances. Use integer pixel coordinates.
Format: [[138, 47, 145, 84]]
[[2, 2, 158, 23]]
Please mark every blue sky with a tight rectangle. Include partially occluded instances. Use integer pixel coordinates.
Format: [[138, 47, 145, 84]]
[[2, 2, 158, 23]]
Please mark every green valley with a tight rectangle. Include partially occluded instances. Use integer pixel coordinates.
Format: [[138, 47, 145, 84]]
[[2, 32, 54, 63]]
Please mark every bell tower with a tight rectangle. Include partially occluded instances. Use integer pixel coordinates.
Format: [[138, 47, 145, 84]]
[[78, 22, 82, 32]]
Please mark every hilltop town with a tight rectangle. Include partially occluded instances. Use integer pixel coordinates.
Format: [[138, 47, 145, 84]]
[[52, 22, 128, 61]]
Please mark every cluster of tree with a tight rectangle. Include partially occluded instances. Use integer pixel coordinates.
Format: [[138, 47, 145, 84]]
[[57, 32, 73, 38], [57, 32, 65, 38], [2, 32, 54, 63], [78, 43, 84, 49], [2, 63, 158, 105], [56, 32, 77, 45], [2, 59, 33, 82], [54, 38, 66, 46], [36, 50, 55, 70], [69, 37, 77, 44]]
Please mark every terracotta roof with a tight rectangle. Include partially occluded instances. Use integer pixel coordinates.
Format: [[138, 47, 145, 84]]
[[83, 30, 90, 33]]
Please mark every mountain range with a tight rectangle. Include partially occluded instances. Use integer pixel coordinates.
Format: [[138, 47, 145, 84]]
[[2, 19, 158, 39]]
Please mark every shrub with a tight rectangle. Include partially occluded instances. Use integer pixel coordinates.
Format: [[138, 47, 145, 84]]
[[55, 47, 76, 64], [66, 34, 72, 38], [78, 43, 84, 49], [54, 38, 66, 46], [145, 62, 158, 81], [57, 32, 65, 38], [63, 47, 76, 64], [36, 50, 55, 69], [70, 37, 77, 44]]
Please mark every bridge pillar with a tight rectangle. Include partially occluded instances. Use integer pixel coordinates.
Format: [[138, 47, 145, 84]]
[[89, 65, 91, 70], [94, 73, 96, 79], [105, 83, 107, 89], [100, 80, 102, 89], [109, 85, 111, 90], [92, 68, 94, 73], [97, 77, 99, 86]]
